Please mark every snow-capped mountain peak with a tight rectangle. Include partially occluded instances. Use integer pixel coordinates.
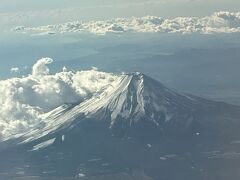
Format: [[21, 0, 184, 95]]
[[19, 72, 198, 142], [99, 72, 196, 127], [1, 75, 240, 180], [59, 72, 195, 127]]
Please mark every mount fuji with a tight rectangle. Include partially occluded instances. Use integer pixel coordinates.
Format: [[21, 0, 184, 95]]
[[1, 72, 240, 180]]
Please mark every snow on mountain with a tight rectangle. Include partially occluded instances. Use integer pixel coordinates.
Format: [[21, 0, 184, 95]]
[[18, 71, 199, 144], [2, 57, 239, 146], [1, 60, 240, 180], [5, 57, 189, 142], [12, 11, 240, 35]]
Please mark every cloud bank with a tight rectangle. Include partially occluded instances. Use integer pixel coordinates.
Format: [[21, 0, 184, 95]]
[[0, 58, 121, 140], [12, 11, 240, 35]]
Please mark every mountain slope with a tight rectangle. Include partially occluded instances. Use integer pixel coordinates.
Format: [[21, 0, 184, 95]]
[[1, 72, 240, 180]]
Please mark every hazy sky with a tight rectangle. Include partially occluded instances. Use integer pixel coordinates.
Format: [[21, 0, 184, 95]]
[[0, 0, 239, 30], [0, 0, 239, 17]]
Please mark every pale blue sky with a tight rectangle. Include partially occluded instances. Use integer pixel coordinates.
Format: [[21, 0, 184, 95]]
[[0, 0, 239, 17], [0, 0, 239, 30]]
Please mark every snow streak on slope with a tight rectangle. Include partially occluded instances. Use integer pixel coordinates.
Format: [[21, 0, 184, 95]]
[[0, 58, 122, 140], [12, 11, 240, 35]]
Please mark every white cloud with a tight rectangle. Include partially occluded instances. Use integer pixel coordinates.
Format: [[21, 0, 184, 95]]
[[32, 57, 53, 76], [12, 11, 240, 35], [10, 67, 20, 73], [0, 58, 121, 140]]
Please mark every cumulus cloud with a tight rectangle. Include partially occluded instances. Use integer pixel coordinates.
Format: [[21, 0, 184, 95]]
[[0, 58, 121, 140], [12, 11, 240, 35], [32, 57, 53, 76]]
